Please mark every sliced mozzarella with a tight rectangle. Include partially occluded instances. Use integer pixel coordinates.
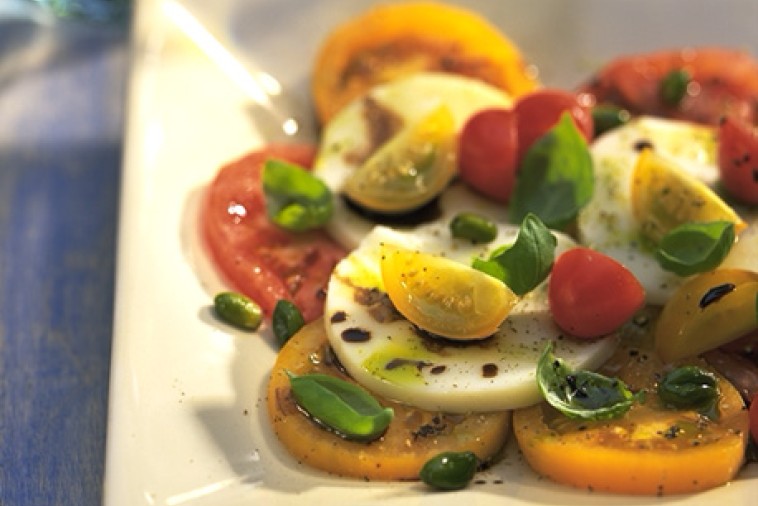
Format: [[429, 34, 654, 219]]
[[578, 116, 757, 305], [314, 72, 512, 250], [324, 222, 619, 413]]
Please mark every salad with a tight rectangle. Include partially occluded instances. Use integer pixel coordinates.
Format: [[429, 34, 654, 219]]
[[198, 1, 758, 497]]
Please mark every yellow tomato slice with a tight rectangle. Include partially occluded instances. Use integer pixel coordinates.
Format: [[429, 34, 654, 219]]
[[266, 319, 511, 480], [380, 246, 518, 340], [655, 268, 758, 362], [312, 1, 539, 123], [514, 317, 749, 495], [343, 105, 456, 214], [631, 148, 746, 243]]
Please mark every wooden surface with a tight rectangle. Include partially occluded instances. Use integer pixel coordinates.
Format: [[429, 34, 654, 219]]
[[0, 15, 129, 505]]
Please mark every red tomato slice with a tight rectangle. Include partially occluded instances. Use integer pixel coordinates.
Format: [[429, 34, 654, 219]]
[[458, 107, 518, 202], [580, 48, 758, 125], [201, 145, 346, 322], [718, 116, 758, 205], [512, 88, 594, 166], [548, 247, 645, 339]]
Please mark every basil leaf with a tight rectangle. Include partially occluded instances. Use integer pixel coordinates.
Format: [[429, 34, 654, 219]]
[[263, 159, 333, 231], [658, 366, 720, 420], [536, 342, 638, 420], [472, 213, 556, 296], [287, 371, 394, 442], [655, 221, 735, 276], [509, 113, 594, 229]]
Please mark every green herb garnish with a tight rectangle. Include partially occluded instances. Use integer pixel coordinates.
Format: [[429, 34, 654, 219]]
[[287, 372, 394, 441], [537, 342, 638, 420], [655, 220, 735, 276], [657, 366, 720, 420], [263, 158, 333, 231], [473, 213, 556, 296], [509, 113, 594, 229]]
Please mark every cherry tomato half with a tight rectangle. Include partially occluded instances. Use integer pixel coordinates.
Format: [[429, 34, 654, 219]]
[[548, 247, 645, 339], [513, 88, 594, 165], [717, 116, 758, 205], [458, 107, 518, 202]]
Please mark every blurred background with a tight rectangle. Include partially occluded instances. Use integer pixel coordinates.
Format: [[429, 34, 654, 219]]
[[0, 0, 131, 504]]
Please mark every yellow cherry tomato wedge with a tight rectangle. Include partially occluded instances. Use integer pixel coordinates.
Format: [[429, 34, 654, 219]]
[[514, 324, 749, 496], [312, 1, 539, 123], [655, 268, 758, 363], [380, 246, 518, 340], [343, 105, 456, 214], [266, 318, 511, 480], [631, 148, 746, 243]]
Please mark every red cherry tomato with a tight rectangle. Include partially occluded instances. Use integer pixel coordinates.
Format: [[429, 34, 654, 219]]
[[717, 116, 758, 205], [548, 247, 645, 339], [458, 108, 518, 202], [513, 88, 594, 165], [750, 393, 758, 446], [201, 144, 346, 322]]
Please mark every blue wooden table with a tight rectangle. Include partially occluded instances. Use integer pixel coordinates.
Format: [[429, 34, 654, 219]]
[[0, 10, 130, 505]]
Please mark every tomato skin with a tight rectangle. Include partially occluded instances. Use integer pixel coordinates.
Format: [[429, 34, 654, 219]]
[[718, 116, 758, 205], [548, 247, 645, 338], [513, 88, 594, 165], [458, 108, 518, 202], [579, 48, 758, 125], [201, 145, 346, 322]]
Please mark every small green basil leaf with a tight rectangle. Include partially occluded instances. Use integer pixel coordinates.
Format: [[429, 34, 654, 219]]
[[420, 451, 478, 491], [509, 113, 594, 229], [272, 300, 305, 347], [263, 159, 333, 231], [537, 342, 638, 420], [655, 221, 735, 276], [657, 366, 720, 420], [287, 371, 394, 441], [472, 213, 556, 296]]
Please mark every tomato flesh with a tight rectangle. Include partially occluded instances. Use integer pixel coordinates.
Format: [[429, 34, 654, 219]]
[[718, 116, 758, 205], [458, 107, 518, 202], [267, 319, 511, 480], [514, 325, 749, 495], [548, 247, 645, 338], [201, 145, 346, 322], [513, 88, 594, 166], [579, 48, 758, 125]]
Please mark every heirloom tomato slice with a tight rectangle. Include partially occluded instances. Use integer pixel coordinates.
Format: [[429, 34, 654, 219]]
[[201, 145, 346, 322], [311, 1, 539, 123]]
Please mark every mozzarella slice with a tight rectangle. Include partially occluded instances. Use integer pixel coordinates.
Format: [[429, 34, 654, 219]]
[[323, 222, 619, 413], [314, 72, 512, 250], [578, 116, 757, 305]]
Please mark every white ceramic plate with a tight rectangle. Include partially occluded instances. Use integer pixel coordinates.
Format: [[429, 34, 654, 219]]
[[103, 1, 758, 504]]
